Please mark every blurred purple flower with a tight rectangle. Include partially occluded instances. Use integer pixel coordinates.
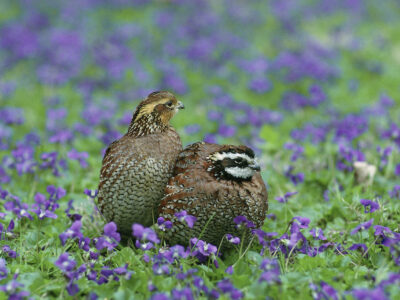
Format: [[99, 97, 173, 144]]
[[67, 149, 89, 168], [184, 124, 201, 135], [395, 164, 400, 176], [353, 287, 386, 300], [150, 293, 170, 300], [40, 151, 67, 176], [0, 258, 7, 280], [132, 224, 160, 250], [96, 222, 120, 251], [172, 287, 194, 300], [275, 191, 298, 203], [218, 124, 237, 138], [204, 133, 217, 143], [157, 217, 173, 231], [55, 253, 76, 272], [175, 211, 197, 228], [381, 123, 400, 148], [2, 245, 17, 258], [284, 143, 304, 162], [0, 24, 39, 59], [285, 166, 304, 185], [389, 185, 400, 199], [84, 189, 98, 199], [8, 144, 37, 175], [94, 36, 133, 79], [4, 197, 33, 220], [49, 129, 74, 144], [259, 258, 281, 283], [337, 144, 365, 171], [238, 57, 269, 74], [360, 199, 380, 213], [234, 215, 255, 229], [0, 166, 10, 183], [248, 77, 271, 93], [226, 234, 240, 245], [350, 219, 374, 235], [217, 279, 243, 300], [348, 243, 368, 254], [377, 146, 393, 169], [293, 216, 310, 229], [207, 110, 224, 121], [310, 228, 327, 241], [310, 281, 338, 300], [0, 274, 30, 299], [373, 225, 393, 237], [152, 262, 171, 275], [0, 108, 25, 125], [59, 221, 84, 245], [190, 238, 218, 262], [225, 265, 233, 275], [82, 101, 115, 126], [0, 219, 15, 240]]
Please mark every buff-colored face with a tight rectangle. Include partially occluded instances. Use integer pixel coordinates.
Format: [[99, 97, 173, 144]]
[[134, 91, 184, 124]]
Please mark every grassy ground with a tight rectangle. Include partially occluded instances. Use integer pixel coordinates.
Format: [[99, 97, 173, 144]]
[[0, 1, 400, 299]]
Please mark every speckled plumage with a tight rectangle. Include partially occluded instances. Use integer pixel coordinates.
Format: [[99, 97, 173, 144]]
[[159, 142, 268, 249], [97, 91, 183, 235]]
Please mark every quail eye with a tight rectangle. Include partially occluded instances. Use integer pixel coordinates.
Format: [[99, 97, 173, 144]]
[[165, 100, 173, 108], [234, 159, 242, 164]]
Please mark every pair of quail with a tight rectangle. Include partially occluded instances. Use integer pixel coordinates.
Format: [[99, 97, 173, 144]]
[[97, 91, 268, 249]]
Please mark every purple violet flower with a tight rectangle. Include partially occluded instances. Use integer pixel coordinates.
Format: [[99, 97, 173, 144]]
[[348, 243, 368, 254], [157, 217, 173, 231], [310, 228, 327, 240], [234, 215, 255, 229], [395, 164, 400, 176], [373, 225, 393, 237], [190, 238, 218, 262], [0, 258, 7, 280], [292, 216, 310, 229], [350, 219, 374, 235], [2, 245, 17, 258], [360, 199, 380, 213], [0, 274, 30, 298], [353, 287, 386, 300], [275, 191, 298, 203], [67, 149, 89, 168], [84, 189, 98, 199], [95, 222, 120, 251], [59, 221, 84, 245], [55, 253, 76, 272], [132, 224, 160, 250], [226, 234, 240, 245], [217, 279, 243, 300], [389, 185, 400, 199], [174, 211, 197, 228]]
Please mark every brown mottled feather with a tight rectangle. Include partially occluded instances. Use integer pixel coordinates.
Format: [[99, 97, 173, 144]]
[[159, 142, 268, 249], [97, 91, 183, 235]]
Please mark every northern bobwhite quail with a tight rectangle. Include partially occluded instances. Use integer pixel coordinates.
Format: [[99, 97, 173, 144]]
[[97, 91, 184, 235], [159, 142, 268, 249]]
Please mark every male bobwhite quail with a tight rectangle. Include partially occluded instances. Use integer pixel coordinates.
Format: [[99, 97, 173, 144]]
[[97, 91, 184, 235], [159, 142, 268, 249]]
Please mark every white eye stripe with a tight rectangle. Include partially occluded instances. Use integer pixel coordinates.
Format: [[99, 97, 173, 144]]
[[210, 152, 253, 163]]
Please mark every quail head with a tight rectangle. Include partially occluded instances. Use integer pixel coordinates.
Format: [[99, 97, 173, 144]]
[[158, 142, 268, 250], [97, 91, 184, 236]]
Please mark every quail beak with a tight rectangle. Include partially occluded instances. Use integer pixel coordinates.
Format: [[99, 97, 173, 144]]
[[249, 161, 261, 171], [176, 101, 185, 110]]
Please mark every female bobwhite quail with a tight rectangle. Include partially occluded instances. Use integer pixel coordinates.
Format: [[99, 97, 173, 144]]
[[97, 91, 184, 235], [158, 142, 268, 249]]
